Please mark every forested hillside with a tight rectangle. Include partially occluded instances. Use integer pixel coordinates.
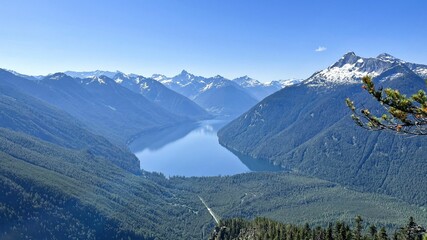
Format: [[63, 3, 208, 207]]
[[218, 53, 427, 206], [209, 217, 426, 240], [0, 85, 139, 173], [0, 70, 185, 144]]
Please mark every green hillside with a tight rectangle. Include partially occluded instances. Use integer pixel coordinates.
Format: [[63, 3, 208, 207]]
[[209, 216, 426, 240], [218, 61, 427, 207], [1, 66, 427, 239]]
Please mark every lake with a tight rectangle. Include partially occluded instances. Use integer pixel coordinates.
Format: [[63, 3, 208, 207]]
[[129, 119, 283, 177]]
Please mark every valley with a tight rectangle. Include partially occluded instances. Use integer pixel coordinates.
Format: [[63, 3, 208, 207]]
[[1, 53, 426, 239], [2, 2, 427, 239]]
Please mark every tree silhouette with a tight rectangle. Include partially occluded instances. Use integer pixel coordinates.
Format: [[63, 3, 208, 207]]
[[346, 76, 427, 135]]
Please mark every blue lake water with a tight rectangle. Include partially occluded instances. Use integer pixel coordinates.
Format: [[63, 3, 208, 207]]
[[129, 119, 283, 177]]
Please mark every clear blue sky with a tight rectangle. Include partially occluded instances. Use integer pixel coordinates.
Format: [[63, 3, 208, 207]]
[[1, 0, 426, 81]]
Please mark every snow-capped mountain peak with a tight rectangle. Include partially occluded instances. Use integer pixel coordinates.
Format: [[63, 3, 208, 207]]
[[266, 79, 303, 88], [180, 69, 190, 75], [376, 53, 402, 63], [6, 69, 45, 80], [46, 72, 70, 81], [151, 74, 168, 81], [306, 52, 399, 87], [331, 51, 360, 68], [171, 70, 199, 86], [113, 72, 130, 84], [213, 75, 225, 79], [178, 70, 194, 79], [374, 53, 427, 78], [342, 51, 357, 59], [233, 76, 263, 87]]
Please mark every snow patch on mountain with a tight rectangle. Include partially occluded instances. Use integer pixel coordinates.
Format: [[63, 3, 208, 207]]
[[47, 73, 69, 81], [267, 79, 303, 88], [233, 76, 263, 87], [376, 53, 427, 79], [379, 72, 405, 82], [85, 76, 108, 85], [200, 76, 237, 93], [202, 82, 214, 92], [413, 66, 427, 78], [140, 82, 150, 90], [314, 62, 381, 85], [106, 105, 116, 111], [151, 74, 168, 82], [376, 53, 405, 64], [6, 69, 45, 80]]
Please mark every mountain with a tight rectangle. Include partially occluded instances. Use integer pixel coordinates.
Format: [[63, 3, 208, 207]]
[[268, 78, 303, 88], [64, 70, 120, 79], [1, 66, 427, 239], [232, 76, 279, 100], [65, 69, 299, 117], [304, 51, 398, 87], [0, 70, 184, 144], [112, 72, 211, 120], [192, 75, 259, 117], [56, 74, 186, 143], [218, 52, 427, 206], [0, 84, 194, 239], [375, 53, 427, 79], [232, 76, 265, 88], [5, 69, 44, 81], [156, 70, 210, 99], [156, 71, 259, 117], [0, 83, 140, 173], [0, 130, 145, 239], [232, 76, 302, 100]]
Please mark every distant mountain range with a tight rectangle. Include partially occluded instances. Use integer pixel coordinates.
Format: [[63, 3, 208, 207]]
[[218, 52, 427, 206], [232, 75, 302, 100], [154, 70, 301, 101], [9, 68, 297, 118], [155, 71, 257, 116], [61, 69, 299, 101], [111, 72, 211, 120], [152, 70, 302, 117]]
